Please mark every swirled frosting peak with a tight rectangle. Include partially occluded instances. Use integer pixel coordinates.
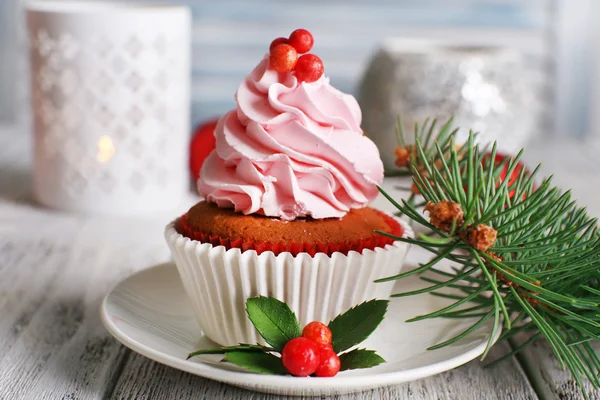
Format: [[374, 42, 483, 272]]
[[198, 55, 384, 220]]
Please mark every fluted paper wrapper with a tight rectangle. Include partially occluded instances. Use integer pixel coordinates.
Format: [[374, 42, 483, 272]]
[[165, 217, 412, 346]]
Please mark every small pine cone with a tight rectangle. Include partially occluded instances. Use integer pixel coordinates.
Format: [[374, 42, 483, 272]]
[[411, 167, 430, 194], [424, 201, 464, 232], [465, 224, 497, 251], [411, 182, 421, 195], [394, 145, 412, 168], [484, 252, 517, 287], [487, 252, 503, 263], [524, 294, 539, 308], [496, 271, 515, 287]]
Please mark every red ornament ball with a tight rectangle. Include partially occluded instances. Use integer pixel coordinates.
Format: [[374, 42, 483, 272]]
[[484, 152, 529, 199], [302, 321, 332, 346], [269, 44, 298, 72], [495, 154, 522, 183], [190, 118, 218, 180], [281, 337, 321, 377], [288, 29, 314, 54], [269, 37, 288, 52], [314, 348, 341, 378], [295, 54, 324, 83]]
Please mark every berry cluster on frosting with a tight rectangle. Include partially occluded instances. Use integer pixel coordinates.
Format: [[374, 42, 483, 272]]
[[268, 29, 324, 83]]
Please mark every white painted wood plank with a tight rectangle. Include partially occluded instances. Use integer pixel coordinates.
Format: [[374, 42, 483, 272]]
[[0, 218, 173, 400], [110, 341, 537, 400], [513, 334, 600, 400]]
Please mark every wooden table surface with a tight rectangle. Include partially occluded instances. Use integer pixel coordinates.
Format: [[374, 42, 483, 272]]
[[1, 123, 599, 400]]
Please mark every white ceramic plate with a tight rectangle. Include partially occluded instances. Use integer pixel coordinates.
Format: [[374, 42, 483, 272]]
[[101, 261, 499, 396]]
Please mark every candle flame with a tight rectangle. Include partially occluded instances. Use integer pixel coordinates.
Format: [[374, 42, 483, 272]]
[[97, 135, 115, 163]]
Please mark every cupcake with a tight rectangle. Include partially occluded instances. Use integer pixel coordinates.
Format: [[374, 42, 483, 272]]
[[165, 30, 412, 346]]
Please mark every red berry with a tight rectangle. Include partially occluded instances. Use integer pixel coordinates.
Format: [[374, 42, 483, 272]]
[[315, 349, 341, 377], [295, 54, 324, 83], [269, 44, 298, 72], [281, 337, 320, 377], [288, 29, 314, 54], [302, 321, 332, 346], [269, 37, 288, 52], [318, 343, 333, 353], [190, 118, 218, 180]]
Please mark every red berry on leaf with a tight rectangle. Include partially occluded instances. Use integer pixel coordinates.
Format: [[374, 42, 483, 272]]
[[281, 337, 320, 377], [269, 44, 298, 72], [288, 29, 314, 54], [302, 321, 332, 346], [315, 349, 341, 377], [269, 37, 288, 52], [189, 119, 218, 180], [295, 54, 324, 83]]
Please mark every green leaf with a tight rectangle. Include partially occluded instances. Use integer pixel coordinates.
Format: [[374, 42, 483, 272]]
[[339, 348, 386, 371], [224, 351, 288, 375], [187, 344, 274, 359], [246, 296, 302, 351], [328, 300, 388, 353]]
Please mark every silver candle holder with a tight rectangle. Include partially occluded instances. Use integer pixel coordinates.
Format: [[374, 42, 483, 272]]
[[359, 39, 539, 169]]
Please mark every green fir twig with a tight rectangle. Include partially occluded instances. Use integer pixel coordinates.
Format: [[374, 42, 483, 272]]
[[380, 115, 600, 399]]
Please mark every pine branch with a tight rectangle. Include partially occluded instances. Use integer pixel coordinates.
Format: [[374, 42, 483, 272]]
[[384, 116, 600, 399]]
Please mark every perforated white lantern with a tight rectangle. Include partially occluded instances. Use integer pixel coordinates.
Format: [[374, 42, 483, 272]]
[[27, 1, 191, 215]]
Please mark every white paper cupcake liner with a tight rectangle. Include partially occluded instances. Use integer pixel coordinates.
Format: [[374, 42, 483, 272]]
[[165, 214, 413, 346]]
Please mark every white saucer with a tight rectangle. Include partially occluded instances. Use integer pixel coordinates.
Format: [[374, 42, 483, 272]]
[[101, 262, 498, 396]]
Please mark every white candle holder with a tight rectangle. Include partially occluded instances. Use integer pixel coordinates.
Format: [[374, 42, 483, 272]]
[[27, 1, 191, 215]]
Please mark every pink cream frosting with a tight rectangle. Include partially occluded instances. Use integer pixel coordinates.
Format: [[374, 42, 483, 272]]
[[198, 55, 384, 220]]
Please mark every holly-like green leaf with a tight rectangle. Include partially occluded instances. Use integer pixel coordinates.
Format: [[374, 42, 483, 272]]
[[187, 344, 274, 360], [246, 296, 302, 351], [328, 299, 388, 353], [224, 351, 288, 375], [339, 348, 386, 371]]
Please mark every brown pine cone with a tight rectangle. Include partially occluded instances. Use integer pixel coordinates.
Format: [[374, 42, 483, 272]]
[[424, 201, 464, 232], [394, 145, 413, 168], [464, 224, 497, 251]]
